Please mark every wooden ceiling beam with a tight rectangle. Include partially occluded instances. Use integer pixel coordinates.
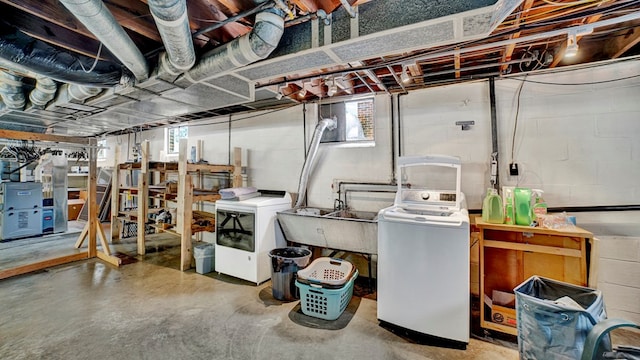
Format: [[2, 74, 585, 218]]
[[499, 0, 534, 73], [290, 0, 317, 13], [0, 129, 90, 145], [603, 21, 640, 59], [454, 51, 461, 79], [549, 14, 602, 68]]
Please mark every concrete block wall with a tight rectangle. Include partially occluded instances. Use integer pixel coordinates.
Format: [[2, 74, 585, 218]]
[[101, 59, 640, 323]]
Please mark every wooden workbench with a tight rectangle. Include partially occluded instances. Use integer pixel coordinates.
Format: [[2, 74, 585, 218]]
[[475, 218, 594, 336]]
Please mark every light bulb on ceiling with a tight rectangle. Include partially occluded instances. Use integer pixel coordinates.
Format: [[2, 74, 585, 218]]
[[401, 64, 412, 84], [275, 92, 283, 100], [326, 78, 337, 97], [298, 87, 307, 98], [565, 32, 579, 58]]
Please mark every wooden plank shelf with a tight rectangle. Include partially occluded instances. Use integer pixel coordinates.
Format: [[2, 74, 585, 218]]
[[111, 141, 242, 272], [476, 218, 594, 337]]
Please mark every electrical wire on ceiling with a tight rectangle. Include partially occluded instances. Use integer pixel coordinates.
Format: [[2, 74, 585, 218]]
[[78, 43, 103, 74]]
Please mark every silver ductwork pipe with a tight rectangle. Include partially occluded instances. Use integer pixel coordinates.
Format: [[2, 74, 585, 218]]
[[0, 70, 25, 110], [148, 0, 196, 77], [59, 0, 149, 81], [68, 84, 102, 102], [29, 76, 57, 109], [179, 10, 284, 84], [294, 117, 337, 208]]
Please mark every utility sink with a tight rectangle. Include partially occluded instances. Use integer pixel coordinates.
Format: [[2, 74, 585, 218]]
[[277, 207, 378, 254]]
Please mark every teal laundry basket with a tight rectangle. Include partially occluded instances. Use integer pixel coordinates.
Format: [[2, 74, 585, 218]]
[[514, 276, 610, 360]]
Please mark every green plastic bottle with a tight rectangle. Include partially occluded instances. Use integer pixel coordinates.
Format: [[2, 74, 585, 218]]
[[482, 188, 504, 224], [514, 187, 532, 226], [503, 187, 514, 225]]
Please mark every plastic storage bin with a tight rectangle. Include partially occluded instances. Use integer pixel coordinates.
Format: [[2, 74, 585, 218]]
[[514, 276, 610, 360], [194, 243, 214, 274], [268, 247, 312, 301], [297, 257, 355, 288], [296, 269, 358, 321]]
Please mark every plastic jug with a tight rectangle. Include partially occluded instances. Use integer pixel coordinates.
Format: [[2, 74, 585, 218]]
[[514, 187, 532, 226], [482, 188, 504, 224]]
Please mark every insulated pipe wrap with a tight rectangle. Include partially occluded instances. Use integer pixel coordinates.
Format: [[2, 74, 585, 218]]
[[68, 84, 102, 102], [0, 70, 25, 110], [0, 21, 125, 87], [149, 0, 195, 73], [29, 76, 57, 108], [59, 0, 149, 81], [182, 10, 284, 84], [294, 117, 337, 208]]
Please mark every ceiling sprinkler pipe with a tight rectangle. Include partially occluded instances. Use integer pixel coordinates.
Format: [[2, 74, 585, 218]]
[[294, 117, 337, 208]]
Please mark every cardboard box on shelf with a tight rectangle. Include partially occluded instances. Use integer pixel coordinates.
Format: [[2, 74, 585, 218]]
[[484, 290, 517, 328]]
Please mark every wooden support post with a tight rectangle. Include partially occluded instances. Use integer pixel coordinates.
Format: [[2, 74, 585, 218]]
[[180, 175, 194, 271], [110, 145, 121, 243], [88, 138, 98, 258], [177, 139, 193, 271], [233, 147, 242, 187], [137, 140, 149, 255]]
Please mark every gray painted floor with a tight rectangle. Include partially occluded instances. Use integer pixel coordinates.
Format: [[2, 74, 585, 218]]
[[1, 230, 637, 359]]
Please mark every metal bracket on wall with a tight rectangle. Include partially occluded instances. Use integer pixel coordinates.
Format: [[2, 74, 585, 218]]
[[455, 120, 475, 130]]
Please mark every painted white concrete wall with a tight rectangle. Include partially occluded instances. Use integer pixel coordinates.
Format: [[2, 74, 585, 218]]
[[102, 59, 640, 322]]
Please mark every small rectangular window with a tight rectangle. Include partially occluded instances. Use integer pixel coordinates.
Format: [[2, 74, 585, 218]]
[[166, 126, 188, 154], [319, 98, 375, 144]]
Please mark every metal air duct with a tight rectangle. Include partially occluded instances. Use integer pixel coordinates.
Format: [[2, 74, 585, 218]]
[[59, 0, 149, 81], [29, 76, 57, 109], [148, 0, 196, 79], [68, 84, 102, 102], [0, 70, 25, 110], [177, 9, 285, 86], [0, 21, 127, 87], [294, 117, 337, 208]]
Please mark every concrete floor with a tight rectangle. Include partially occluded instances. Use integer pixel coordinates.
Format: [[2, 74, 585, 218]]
[[1, 230, 637, 359]]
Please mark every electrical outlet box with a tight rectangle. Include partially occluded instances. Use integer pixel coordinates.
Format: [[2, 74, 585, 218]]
[[509, 163, 519, 176]]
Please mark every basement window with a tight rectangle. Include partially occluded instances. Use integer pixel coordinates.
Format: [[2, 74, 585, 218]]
[[166, 126, 188, 154], [319, 98, 375, 146], [97, 139, 107, 161]]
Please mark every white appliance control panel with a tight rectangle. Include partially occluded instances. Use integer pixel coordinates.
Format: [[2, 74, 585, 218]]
[[398, 189, 457, 204]]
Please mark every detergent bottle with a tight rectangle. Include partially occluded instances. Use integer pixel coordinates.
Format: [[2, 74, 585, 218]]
[[531, 189, 547, 221], [482, 188, 504, 224], [514, 187, 532, 226], [502, 186, 514, 225]]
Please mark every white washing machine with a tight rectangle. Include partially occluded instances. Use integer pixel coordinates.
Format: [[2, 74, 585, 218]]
[[215, 190, 291, 285], [377, 155, 470, 349]]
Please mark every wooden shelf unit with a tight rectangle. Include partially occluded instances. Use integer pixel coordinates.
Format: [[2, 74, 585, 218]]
[[110, 140, 242, 271], [476, 219, 594, 336]]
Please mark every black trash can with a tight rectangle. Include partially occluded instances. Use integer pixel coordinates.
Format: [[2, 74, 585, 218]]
[[269, 247, 312, 301]]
